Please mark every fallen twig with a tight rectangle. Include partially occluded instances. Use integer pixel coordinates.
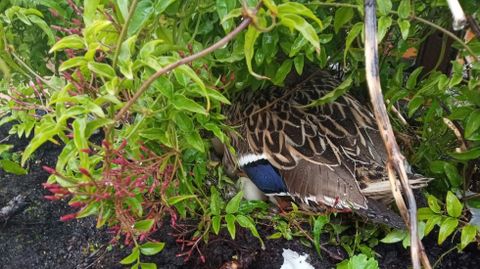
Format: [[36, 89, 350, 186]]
[[363, 1, 431, 269], [0, 194, 27, 222]]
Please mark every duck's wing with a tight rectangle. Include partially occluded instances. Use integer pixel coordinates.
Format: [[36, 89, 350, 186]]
[[233, 76, 389, 210]]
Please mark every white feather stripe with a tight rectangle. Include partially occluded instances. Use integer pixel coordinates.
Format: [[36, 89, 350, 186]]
[[237, 153, 267, 167]]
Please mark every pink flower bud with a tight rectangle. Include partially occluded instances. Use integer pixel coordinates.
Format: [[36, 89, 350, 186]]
[[42, 166, 57, 175], [60, 213, 77, 222]]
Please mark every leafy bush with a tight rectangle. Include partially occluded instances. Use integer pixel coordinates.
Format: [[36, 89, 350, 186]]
[[1, 0, 480, 268]]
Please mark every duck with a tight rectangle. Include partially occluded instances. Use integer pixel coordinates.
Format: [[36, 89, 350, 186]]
[[220, 70, 429, 228]]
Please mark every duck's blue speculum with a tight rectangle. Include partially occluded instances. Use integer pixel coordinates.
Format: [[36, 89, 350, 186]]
[[241, 159, 288, 194]]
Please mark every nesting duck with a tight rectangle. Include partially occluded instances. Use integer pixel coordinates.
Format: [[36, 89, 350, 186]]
[[222, 70, 428, 227]]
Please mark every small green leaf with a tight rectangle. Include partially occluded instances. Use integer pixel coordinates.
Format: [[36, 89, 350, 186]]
[[49, 35, 85, 52], [167, 195, 196, 205], [88, 62, 116, 79], [212, 215, 221, 235], [407, 95, 424, 118], [125, 197, 143, 217], [377, 16, 392, 42], [140, 242, 165, 256], [279, 13, 320, 53], [449, 148, 480, 161], [59, 57, 86, 71], [427, 195, 442, 214], [272, 59, 293, 85], [418, 207, 437, 220], [381, 229, 408, 243], [277, 2, 323, 28], [120, 247, 139, 265], [406, 67, 423, 90], [397, 19, 410, 40], [225, 191, 243, 214], [344, 22, 363, 64], [306, 76, 352, 107], [0, 160, 27, 175], [293, 54, 304, 75], [139, 263, 157, 269], [377, 0, 392, 16], [83, 0, 100, 26], [398, 0, 411, 19], [134, 219, 155, 232], [244, 25, 267, 80], [334, 7, 353, 33], [22, 124, 58, 165], [225, 213, 236, 239], [171, 94, 207, 115], [443, 163, 462, 188], [438, 217, 459, 244], [446, 191, 463, 218], [465, 110, 480, 138], [460, 225, 477, 249], [313, 215, 329, 254], [425, 215, 442, 236], [210, 186, 223, 215], [76, 202, 100, 218]]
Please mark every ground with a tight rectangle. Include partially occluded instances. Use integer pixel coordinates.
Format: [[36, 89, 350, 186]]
[[1, 123, 480, 269]]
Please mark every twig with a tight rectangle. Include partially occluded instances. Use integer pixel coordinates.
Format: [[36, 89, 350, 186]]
[[446, 0, 467, 31], [112, 0, 139, 69], [443, 117, 468, 151], [111, 6, 259, 124], [0, 194, 27, 222], [363, 1, 431, 269]]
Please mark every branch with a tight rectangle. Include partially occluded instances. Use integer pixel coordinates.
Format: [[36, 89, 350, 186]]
[[112, 0, 139, 69], [446, 0, 467, 31], [363, 1, 431, 269], [112, 8, 258, 124]]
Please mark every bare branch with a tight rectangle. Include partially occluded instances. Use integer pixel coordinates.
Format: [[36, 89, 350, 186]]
[[363, 1, 431, 269], [446, 0, 467, 30]]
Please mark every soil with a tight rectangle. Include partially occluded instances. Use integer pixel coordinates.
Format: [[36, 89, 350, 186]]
[[1, 123, 480, 269]]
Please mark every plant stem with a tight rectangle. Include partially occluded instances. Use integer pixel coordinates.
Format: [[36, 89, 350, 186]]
[[112, 0, 139, 69]]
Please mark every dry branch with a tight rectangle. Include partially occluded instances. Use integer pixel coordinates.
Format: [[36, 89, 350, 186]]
[[446, 0, 467, 31], [363, 1, 431, 269]]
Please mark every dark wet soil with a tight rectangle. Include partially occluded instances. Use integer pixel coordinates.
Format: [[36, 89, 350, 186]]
[[1, 123, 480, 269]]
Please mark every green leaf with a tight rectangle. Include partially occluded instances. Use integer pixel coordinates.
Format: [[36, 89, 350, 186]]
[[128, 0, 155, 36], [272, 59, 293, 85], [398, 0, 411, 19], [134, 219, 155, 232], [88, 62, 116, 79], [59, 57, 86, 71], [171, 94, 207, 115], [397, 19, 410, 40], [72, 117, 89, 170], [381, 229, 407, 243], [337, 254, 379, 269], [418, 207, 437, 220], [407, 95, 424, 118], [438, 217, 459, 244], [306, 76, 352, 107], [427, 195, 442, 213], [225, 213, 236, 239], [216, 0, 237, 32], [225, 191, 243, 214], [443, 163, 462, 188], [344, 22, 363, 64], [167, 195, 196, 205], [140, 242, 165, 256], [83, 0, 100, 26], [460, 225, 477, 249], [76, 202, 100, 218], [0, 160, 27, 175], [117, 35, 137, 79], [125, 197, 143, 217], [244, 25, 266, 79], [377, 16, 392, 42], [236, 214, 264, 247], [22, 124, 58, 165], [446, 191, 463, 218], [277, 2, 323, 28], [120, 247, 139, 265], [465, 110, 480, 138], [425, 215, 442, 236], [406, 67, 423, 90], [279, 13, 320, 53], [139, 263, 157, 269], [313, 215, 329, 254], [210, 186, 223, 215], [49, 35, 85, 53], [212, 215, 221, 235], [334, 7, 353, 33], [294, 54, 304, 75], [449, 148, 480, 161], [377, 0, 392, 16], [263, 0, 278, 14]]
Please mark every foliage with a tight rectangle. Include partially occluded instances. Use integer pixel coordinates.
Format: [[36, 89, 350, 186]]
[[0, 0, 480, 267]]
